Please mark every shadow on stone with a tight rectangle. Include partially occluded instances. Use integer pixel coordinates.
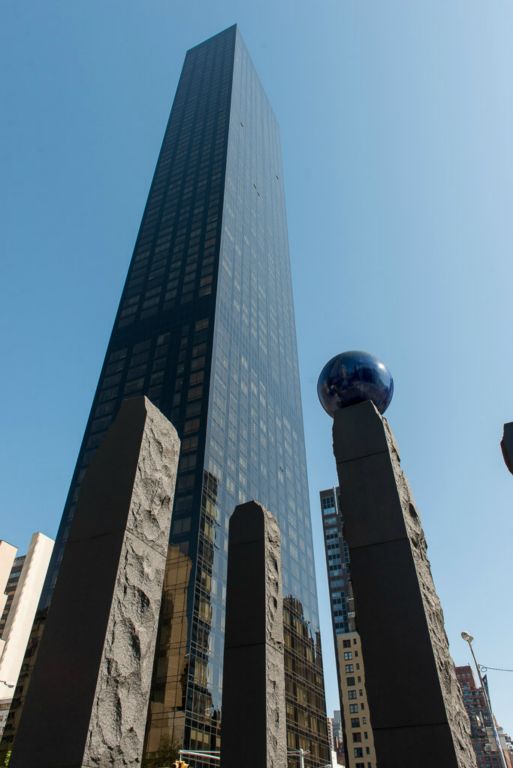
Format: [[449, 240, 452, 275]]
[[221, 501, 287, 768], [10, 397, 179, 768], [333, 401, 477, 768]]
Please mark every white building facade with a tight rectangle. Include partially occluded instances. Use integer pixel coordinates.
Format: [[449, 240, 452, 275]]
[[0, 533, 54, 735]]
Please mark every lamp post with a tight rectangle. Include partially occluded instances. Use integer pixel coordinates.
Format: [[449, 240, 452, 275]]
[[461, 632, 507, 768], [288, 748, 309, 768]]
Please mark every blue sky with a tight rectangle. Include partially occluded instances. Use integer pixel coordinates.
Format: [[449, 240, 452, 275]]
[[1, 0, 512, 734]]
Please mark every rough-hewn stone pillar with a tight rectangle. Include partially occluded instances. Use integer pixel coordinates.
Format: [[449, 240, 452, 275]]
[[221, 501, 287, 768], [333, 400, 476, 768], [10, 396, 179, 768], [501, 421, 513, 474]]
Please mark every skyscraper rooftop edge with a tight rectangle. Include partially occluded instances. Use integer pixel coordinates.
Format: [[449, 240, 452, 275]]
[[186, 23, 238, 55]]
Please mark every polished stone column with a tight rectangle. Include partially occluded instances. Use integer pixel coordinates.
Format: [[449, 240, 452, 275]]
[[333, 400, 476, 768], [221, 501, 287, 768], [10, 397, 179, 768]]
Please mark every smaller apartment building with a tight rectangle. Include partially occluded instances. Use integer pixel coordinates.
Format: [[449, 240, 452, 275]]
[[320, 489, 376, 768]]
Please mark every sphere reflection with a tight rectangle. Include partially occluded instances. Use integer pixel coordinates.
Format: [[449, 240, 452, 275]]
[[317, 351, 394, 416]]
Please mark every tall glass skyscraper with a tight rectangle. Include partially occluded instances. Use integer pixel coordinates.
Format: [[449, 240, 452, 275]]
[[31, 26, 328, 765]]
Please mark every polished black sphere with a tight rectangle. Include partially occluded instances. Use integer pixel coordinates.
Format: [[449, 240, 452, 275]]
[[317, 351, 394, 416]]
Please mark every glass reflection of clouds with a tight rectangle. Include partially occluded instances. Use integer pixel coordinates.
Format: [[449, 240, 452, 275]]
[[317, 350, 394, 416]]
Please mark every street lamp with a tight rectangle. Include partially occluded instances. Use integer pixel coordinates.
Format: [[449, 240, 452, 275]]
[[461, 631, 507, 768], [288, 748, 309, 768]]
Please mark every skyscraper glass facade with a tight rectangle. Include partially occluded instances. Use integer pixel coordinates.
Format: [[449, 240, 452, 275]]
[[35, 26, 328, 766]]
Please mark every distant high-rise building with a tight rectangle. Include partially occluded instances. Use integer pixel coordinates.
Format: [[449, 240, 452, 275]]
[[0, 542, 18, 636], [0, 556, 25, 640], [456, 665, 513, 768], [332, 710, 345, 765], [327, 714, 346, 767], [498, 729, 513, 768], [0, 533, 54, 737], [5, 26, 329, 766], [320, 488, 376, 768], [327, 715, 335, 753]]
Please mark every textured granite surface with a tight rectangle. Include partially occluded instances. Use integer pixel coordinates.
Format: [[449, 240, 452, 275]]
[[384, 418, 477, 767], [262, 508, 287, 768], [10, 397, 179, 768], [334, 401, 477, 768], [83, 399, 180, 767]]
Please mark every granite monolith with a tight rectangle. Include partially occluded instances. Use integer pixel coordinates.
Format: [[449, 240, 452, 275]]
[[10, 396, 179, 768], [333, 400, 476, 768], [221, 501, 287, 768], [501, 421, 513, 474]]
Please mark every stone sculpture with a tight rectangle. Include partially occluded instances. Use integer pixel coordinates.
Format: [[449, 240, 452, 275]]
[[221, 501, 287, 768], [501, 421, 513, 474], [319, 352, 477, 768], [10, 396, 179, 768]]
